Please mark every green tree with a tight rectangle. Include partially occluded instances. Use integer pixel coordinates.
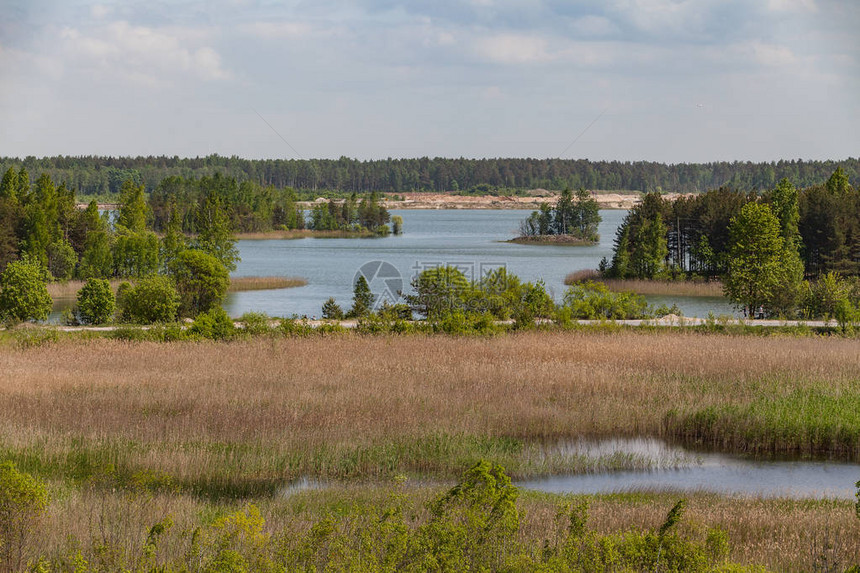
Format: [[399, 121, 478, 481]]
[[116, 180, 150, 232], [77, 229, 114, 279], [75, 278, 115, 325], [169, 249, 230, 316], [724, 202, 795, 317], [347, 275, 374, 318], [321, 297, 344, 320], [46, 238, 77, 281], [0, 256, 52, 324], [768, 178, 800, 245], [195, 190, 239, 272], [112, 229, 160, 278], [406, 266, 471, 318]]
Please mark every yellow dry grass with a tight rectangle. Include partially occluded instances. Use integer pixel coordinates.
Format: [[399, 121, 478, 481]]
[[564, 272, 725, 297], [227, 276, 307, 292]]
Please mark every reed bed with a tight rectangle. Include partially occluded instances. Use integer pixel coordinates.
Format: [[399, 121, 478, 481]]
[[1, 331, 858, 493], [236, 229, 375, 240], [564, 272, 725, 297], [45, 279, 126, 299], [227, 276, 307, 292]]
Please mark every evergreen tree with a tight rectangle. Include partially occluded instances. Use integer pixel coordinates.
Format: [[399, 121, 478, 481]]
[[348, 275, 374, 318]]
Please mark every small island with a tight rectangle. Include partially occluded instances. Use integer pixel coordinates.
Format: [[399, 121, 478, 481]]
[[510, 188, 601, 245]]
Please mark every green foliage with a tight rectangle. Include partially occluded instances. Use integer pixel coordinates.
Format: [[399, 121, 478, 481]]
[[118, 276, 180, 324], [170, 249, 230, 317], [75, 278, 115, 325], [321, 297, 344, 320], [77, 230, 113, 280], [46, 239, 77, 281], [391, 215, 403, 235], [519, 188, 601, 241], [407, 266, 471, 319], [723, 202, 800, 317], [347, 275, 374, 318], [189, 306, 236, 340], [116, 179, 150, 233], [0, 256, 52, 324], [237, 312, 273, 336], [111, 228, 160, 278], [666, 390, 860, 457], [563, 281, 650, 320], [804, 272, 854, 319], [0, 461, 48, 571], [194, 189, 239, 272]]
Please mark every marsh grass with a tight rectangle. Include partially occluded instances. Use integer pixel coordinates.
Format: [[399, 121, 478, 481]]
[[227, 276, 307, 292], [564, 273, 726, 297], [0, 332, 859, 498]]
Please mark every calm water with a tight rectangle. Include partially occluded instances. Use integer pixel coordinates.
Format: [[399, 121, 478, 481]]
[[519, 438, 860, 500], [227, 209, 736, 318]]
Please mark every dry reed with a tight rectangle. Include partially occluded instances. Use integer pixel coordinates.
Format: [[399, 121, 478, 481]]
[[564, 273, 725, 297], [228, 276, 307, 292]]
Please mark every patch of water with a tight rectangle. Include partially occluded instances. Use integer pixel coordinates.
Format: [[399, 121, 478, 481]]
[[519, 438, 860, 500]]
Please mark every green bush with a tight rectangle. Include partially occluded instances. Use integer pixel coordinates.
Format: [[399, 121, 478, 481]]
[[238, 311, 272, 336], [0, 461, 48, 571], [321, 297, 344, 320], [75, 278, 115, 325], [563, 281, 650, 320], [0, 256, 52, 324], [119, 276, 180, 324], [189, 306, 236, 340], [169, 249, 229, 317]]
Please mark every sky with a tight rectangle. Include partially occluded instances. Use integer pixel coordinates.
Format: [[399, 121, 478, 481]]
[[0, 0, 858, 162]]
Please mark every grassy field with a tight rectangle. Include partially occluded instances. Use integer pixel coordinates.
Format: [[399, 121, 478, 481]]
[[1, 330, 859, 569]]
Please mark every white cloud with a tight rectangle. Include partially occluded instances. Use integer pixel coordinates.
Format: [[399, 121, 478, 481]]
[[59, 21, 229, 85], [90, 4, 112, 19]]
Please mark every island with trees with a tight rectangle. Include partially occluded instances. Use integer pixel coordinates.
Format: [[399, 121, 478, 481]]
[[512, 188, 601, 245]]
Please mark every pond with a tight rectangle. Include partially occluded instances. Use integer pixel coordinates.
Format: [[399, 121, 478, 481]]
[[519, 438, 860, 500], [226, 209, 737, 319]]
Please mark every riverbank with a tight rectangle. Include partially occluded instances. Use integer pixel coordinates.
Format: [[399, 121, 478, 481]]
[[380, 190, 652, 210]]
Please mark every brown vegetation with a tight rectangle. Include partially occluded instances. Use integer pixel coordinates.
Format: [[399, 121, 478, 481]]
[[236, 229, 375, 239], [564, 271, 725, 297], [227, 276, 307, 292]]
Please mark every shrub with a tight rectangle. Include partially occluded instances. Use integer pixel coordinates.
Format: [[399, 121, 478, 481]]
[[0, 461, 48, 571], [75, 278, 115, 325], [120, 276, 180, 324], [563, 281, 650, 320], [0, 256, 52, 324], [190, 306, 236, 340], [169, 249, 230, 317], [238, 311, 272, 336]]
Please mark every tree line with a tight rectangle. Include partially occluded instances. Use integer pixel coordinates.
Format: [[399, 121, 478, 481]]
[[604, 167, 860, 318], [1, 155, 857, 196]]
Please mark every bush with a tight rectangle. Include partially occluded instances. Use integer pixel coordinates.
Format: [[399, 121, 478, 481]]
[[563, 281, 650, 320], [238, 311, 272, 336], [0, 461, 48, 570], [75, 278, 115, 325], [189, 306, 236, 340], [119, 276, 180, 324], [169, 249, 230, 317], [0, 256, 52, 324]]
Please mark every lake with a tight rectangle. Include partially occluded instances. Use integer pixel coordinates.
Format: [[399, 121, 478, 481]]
[[227, 209, 737, 319]]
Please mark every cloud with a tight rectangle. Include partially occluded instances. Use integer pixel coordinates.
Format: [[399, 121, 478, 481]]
[[58, 21, 229, 86]]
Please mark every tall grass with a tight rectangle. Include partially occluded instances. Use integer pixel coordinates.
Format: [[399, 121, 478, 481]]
[[0, 332, 858, 496], [564, 272, 725, 297], [227, 276, 307, 292]]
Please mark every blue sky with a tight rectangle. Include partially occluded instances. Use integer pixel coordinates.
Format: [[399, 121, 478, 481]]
[[1, 0, 857, 161]]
